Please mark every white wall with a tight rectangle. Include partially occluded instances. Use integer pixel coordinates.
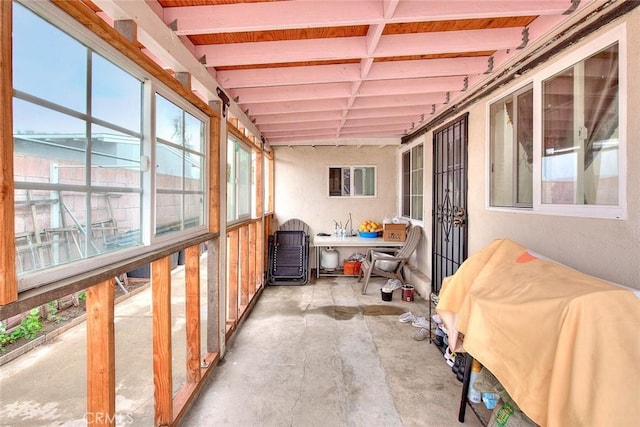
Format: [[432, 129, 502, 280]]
[[273, 145, 399, 232]]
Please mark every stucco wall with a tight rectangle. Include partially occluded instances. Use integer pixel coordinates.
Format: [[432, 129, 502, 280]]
[[273, 145, 399, 267]]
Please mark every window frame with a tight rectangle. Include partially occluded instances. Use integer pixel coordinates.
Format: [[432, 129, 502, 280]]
[[488, 84, 534, 209], [400, 143, 424, 221], [226, 134, 253, 224], [487, 24, 626, 220], [12, 0, 211, 291], [152, 89, 209, 243], [327, 165, 377, 198]]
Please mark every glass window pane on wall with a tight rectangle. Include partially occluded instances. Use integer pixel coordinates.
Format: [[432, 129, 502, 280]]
[[226, 137, 253, 222], [341, 168, 350, 196], [542, 43, 619, 205], [401, 145, 423, 220], [516, 89, 533, 206], [227, 139, 237, 221], [329, 167, 343, 196], [401, 151, 411, 217], [155, 93, 207, 235], [489, 85, 533, 208], [237, 146, 251, 218], [329, 166, 376, 197], [12, 3, 87, 114], [489, 98, 513, 207], [353, 167, 375, 196]]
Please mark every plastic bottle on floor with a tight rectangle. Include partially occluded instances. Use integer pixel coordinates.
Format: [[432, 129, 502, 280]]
[[467, 358, 482, 403]]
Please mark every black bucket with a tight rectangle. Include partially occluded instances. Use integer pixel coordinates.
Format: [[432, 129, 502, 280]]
[[381, 289, 393, 301]]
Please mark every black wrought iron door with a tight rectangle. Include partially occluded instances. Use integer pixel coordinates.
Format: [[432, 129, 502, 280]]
[[432, 113, 468, 294]]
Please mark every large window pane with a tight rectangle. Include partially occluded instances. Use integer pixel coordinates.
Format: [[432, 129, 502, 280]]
[[237, 146, 251, 218], [227, 139, 237, 221], [401, 152, 410, 217], [516, 90, 534, 205], [542, 44, 619, 205], [155, 94, 206, 235]]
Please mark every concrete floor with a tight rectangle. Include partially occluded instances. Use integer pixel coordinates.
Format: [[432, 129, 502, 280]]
[[182, 277, 482, 427], [0, 267, 481, 427]]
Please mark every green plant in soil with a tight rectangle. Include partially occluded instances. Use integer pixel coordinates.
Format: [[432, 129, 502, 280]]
[[0, 322, 10, 353], [0, 309, 44, 353], [17, 308, 43, 340], [78, 292, 87, 302], [46, 301, 65, 323]]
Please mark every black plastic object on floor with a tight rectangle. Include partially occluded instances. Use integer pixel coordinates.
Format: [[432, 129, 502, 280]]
[[267, 230, 309, 285]]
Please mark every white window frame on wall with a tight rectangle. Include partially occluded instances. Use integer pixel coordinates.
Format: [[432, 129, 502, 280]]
[[226, 135, 253, 224], [487, 24, 626, 220], [327, 165, 377, 198], [399, 143, 424, 221], [487, 83, 534, 209], [152, 87, 209, 244], [533, 25, 626, 219]]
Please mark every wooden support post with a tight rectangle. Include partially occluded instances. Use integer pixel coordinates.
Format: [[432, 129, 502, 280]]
[[208, 111, 220, 234], [0, 0, 17, 305], [152, 256, 172, 426], [206, 237, 220, 355], [185, 245, 201, 384], [256, 220, 264, 291], [86, 279, 115, 426], [248, 222, 256, 298], [255, 151, 263, 218], [227, 230, 239, 325], [240, 226, 249, 308]]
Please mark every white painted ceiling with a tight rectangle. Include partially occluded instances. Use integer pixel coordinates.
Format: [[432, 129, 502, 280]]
[[91, 0, 602, 146]]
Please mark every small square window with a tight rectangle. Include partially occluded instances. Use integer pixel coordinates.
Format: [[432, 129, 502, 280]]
[[328, 166, 376, 197]]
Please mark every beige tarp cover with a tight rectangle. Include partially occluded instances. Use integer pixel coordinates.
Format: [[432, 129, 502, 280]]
[[436, 239, 640, 427]]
